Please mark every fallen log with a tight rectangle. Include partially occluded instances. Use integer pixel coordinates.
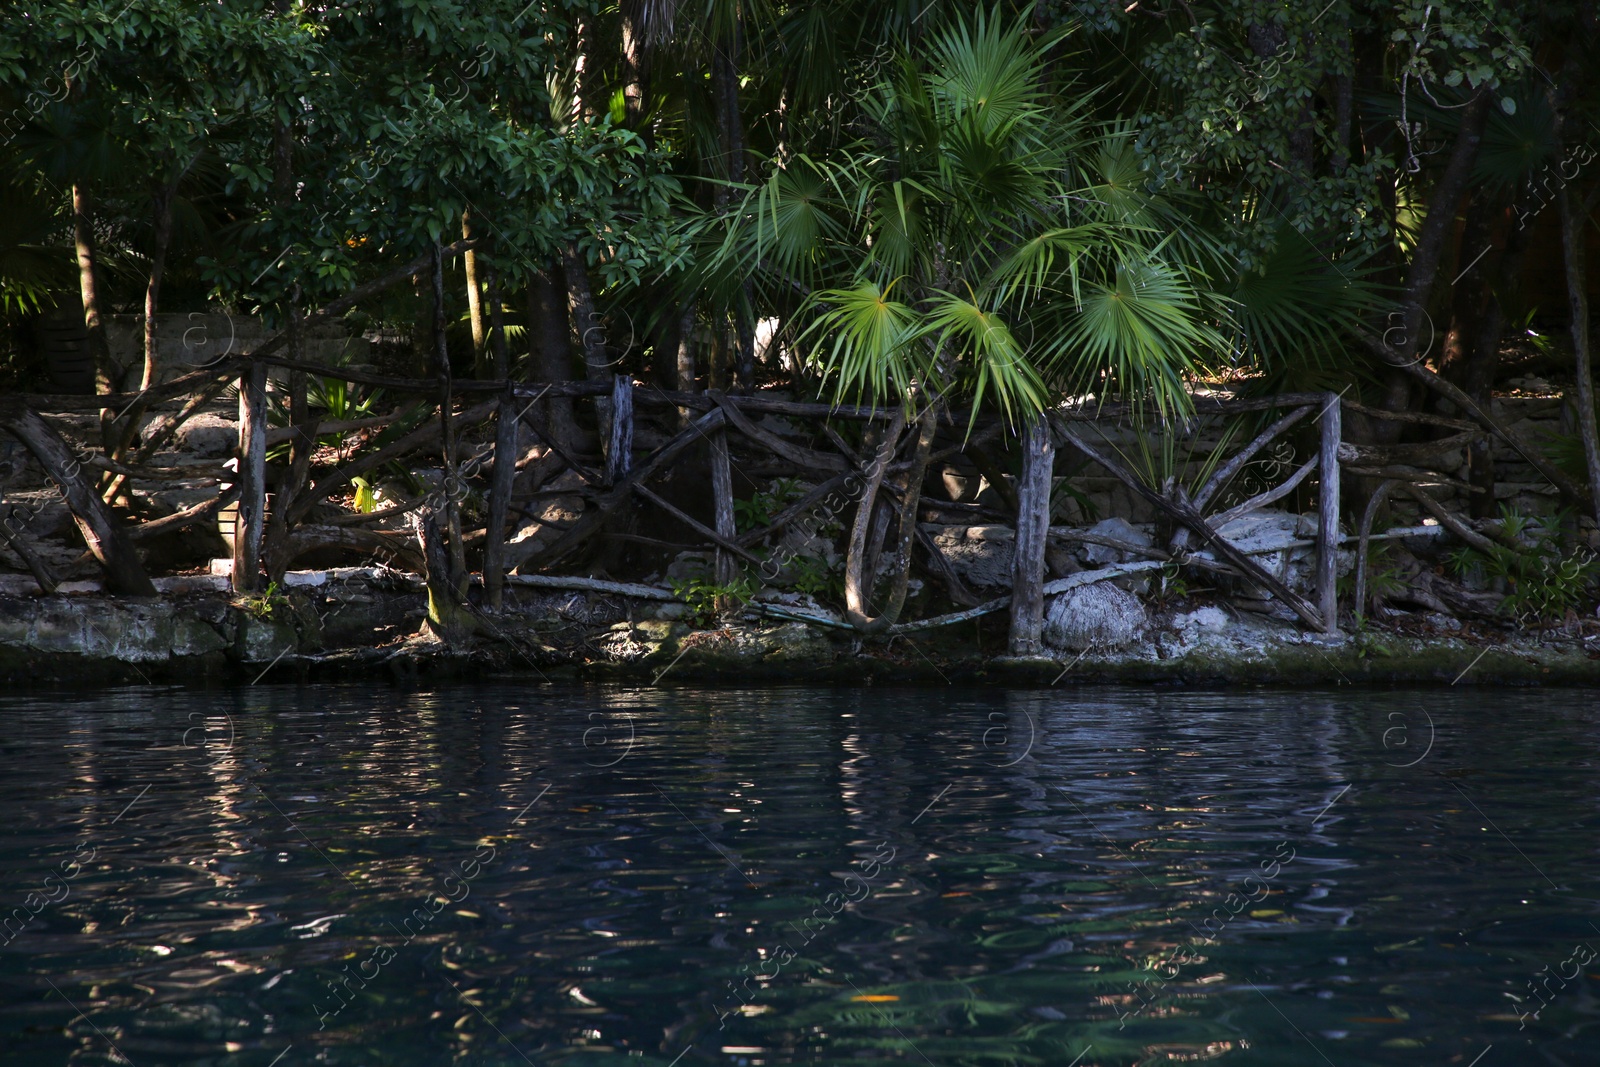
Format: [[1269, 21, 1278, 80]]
[[503, 574, 681, 601]]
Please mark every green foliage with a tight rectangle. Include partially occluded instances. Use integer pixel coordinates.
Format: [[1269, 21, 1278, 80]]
[[233, 581, 290, 621], [733, 478, 806, 533], [783, 553, 845, 604], [699, 10, 1226, 425], [669, 573, 759, 627], [1447, 508, 1600, 626]]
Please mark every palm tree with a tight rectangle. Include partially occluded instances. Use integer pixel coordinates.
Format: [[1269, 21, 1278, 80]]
[[697, 9, 1228, 630]]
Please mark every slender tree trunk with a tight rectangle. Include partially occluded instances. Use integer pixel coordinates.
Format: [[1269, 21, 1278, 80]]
[[266, 297, 315, 583], [1008, 414, 1054, 655], [432, 244, 468, 602], [0, 401, 155, 596], [139, 181, 178, 394], [676, 304, 696, 427], [74, 183, 116, 450], [484, 261, 517, 612], [233, 362, 268, 594], [1559, 181, 1600, 526], [845, 402, 938, 633], [463, 210, 487, 376], [710, 427, 738, 599]]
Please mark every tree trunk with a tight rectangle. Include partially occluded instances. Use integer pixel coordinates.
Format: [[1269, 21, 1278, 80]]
[[138, 178, 179, 394], [710, 427, 738, 590], [845, 401, 938, 633], [74, 183, 117, 450], [414, 505, 478, 643], [1316, 393, 1342, 634], [266, 300, 317, 584], [0, 401, 154, 596], [1007, 414, 1054, 655], [530, 268, 581, 455], [463, 211, 487, 376], [676, 305, 696, 426], [564, 246, 613, 456], [484, 262, 517, 612], [607, 374, 633, 486], [1373, 88, 1492, 443], [432, 244, 468, 601], [1559, 180, 1600, 526], [233, 361, 268, 593]]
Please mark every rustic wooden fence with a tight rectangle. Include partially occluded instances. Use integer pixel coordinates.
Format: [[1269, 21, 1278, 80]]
[[0, 245, 1545, 646]]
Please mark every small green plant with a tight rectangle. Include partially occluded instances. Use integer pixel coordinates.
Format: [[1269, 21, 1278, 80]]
[[1338, 543, 1408, 610], [233, 581, 291, 621], [785, 553, 845, 603], [734, 478, 806, 534], [1447, 507, 1600, 626], [351, 476, 377, 514], [669, 573, 759, 626], [1152, 560, 1188, 604]]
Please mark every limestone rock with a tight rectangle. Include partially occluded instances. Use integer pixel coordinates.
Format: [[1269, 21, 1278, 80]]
[[1081, 517, 1153, 565], [176, 414, 240, 458], [1043, 583, 1147, 651]]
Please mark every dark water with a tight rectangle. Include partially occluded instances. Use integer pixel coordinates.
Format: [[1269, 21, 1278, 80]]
[[1, 685, 1598, 1067]]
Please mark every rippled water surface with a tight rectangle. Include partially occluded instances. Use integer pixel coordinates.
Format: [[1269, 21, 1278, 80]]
[[2, 684, 1599, 1066]]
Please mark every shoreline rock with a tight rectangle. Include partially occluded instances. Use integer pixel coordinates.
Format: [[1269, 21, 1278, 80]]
[[0, 576, 1594, 690]]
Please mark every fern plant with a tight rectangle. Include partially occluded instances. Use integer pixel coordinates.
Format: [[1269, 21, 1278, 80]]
[[1447, 507, 1600, 626]]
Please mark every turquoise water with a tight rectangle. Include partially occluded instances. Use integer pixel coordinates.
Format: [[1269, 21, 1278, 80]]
[[1, 684, 1597, 1065]]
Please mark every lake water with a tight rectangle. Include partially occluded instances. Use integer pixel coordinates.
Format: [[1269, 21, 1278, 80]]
[[1, 684, 1597, 1066]]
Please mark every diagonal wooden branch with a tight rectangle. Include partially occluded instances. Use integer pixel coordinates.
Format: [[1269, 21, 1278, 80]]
[[711, 390, 848, 472], [635, 483, 765, 567], [0, 401, 155, 596], [1054, 419, 1325, 631], [1208, 454, 1319, 529], [733, 470, 854, 549], [1193, 405, 1314, 510], [523, 408, 728, 569]]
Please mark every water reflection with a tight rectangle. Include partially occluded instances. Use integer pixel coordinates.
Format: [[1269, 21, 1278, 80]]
[[0, 685, 1596, 1065]]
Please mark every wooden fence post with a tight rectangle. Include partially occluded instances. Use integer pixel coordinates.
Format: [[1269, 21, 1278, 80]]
[[1317, 392, 1341, 634], [233, 360, 267, 593], [710, 427, 737, 591], [1008, 413, 1054, 655], [607, 374, 633, 486]]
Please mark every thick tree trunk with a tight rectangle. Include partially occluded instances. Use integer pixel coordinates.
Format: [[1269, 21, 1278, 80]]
[[1559, 181, 1600, 526], [530, 268, 581, 455], [0, 401, 154, 596], [564, 247, 613, 457], [414, 505, 478, 643], [1007, 414, 1054, 655], [1373, 89, 1492, 443]]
